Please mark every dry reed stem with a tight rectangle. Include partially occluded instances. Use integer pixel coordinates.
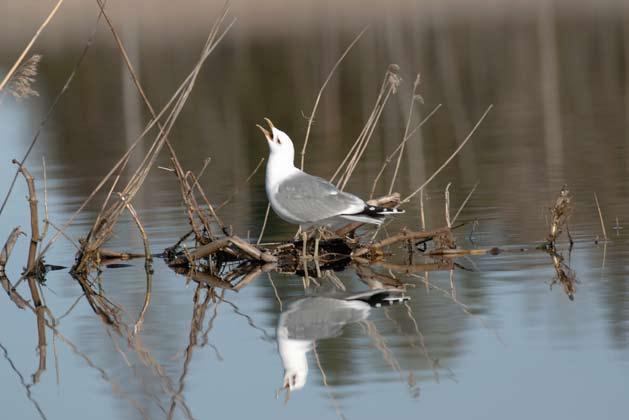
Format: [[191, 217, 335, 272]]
[[0, 272, 30, 309], [0, 227, 23, 270], [172, 167, 206, 242], [388, 74, 422, 195], [369, 103, 442, 198], [546, 185, 572, 245], [12, 160, 41, 275], [0, 7, 104, 219], [352, 227, 452, 258], [124, 201, 152, 265], [217, 157, 265, 209], [402, 105, 493, 204], [0, 0, 64, 93], [300, 27, 367, 170], [256, 203, 271, 245], [74, 5, 232, 257], [419, 190, 426, 230], [71, 6, 234, 273], [452, 181, 479, 224], [594, 192, 608, 241], [89, 0, 223, 229], [40, 157, 50, 247], [444, 182, 452, 228], [331, 65, 401, 188], [187, 171, 226, 235], [169, 235, 277, 266]]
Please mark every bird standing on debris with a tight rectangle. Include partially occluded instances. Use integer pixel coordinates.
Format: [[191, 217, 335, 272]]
[[256, 118, 404, 229]]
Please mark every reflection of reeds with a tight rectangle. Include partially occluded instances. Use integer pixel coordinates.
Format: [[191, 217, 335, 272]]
[[0, 341, 48, 420], [549, 251, 577, 300]]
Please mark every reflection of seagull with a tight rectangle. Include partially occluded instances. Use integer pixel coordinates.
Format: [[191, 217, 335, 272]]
[[256, 118, 404, 228], [277, 289, 409, 391]]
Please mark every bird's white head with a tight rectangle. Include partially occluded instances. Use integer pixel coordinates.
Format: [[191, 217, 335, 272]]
[[257, 118, 295, 166], [282, 368, 307, 391]]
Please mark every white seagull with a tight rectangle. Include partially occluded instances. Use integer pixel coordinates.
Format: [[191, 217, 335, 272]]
[[256, 118, 404, 228]]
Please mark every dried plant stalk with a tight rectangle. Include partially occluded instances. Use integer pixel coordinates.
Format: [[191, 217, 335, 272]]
[[0, 227, 23, 270], [331, 65, 401, 189], [547, 185, 572, 245], [300, 28, 367, 170], [12, 160, 41, 276]]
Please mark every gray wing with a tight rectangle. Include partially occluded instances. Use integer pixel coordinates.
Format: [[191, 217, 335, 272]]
[[276, 172, 365, 223], [281, 297, 369, 340]]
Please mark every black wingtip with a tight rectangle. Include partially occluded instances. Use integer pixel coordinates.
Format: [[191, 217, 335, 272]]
[[360, 205, 404, 217]]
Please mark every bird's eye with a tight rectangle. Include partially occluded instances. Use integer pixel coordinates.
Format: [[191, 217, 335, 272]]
[[291, 374, 297, 385], [277, 137, 282, 145]]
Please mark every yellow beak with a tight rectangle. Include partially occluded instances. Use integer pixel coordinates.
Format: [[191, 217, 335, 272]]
[[256, 117, 275, 142]]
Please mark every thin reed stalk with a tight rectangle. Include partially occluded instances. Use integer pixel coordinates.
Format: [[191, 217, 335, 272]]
[[452, 181, 479, 224], [331, 65, 401, 189], [594, 192, 608, 241], [70, 6, 234, 273], [300, 27, 367, 170], [388, 74, 422, 195], [369, 103, 442, 198], [12, 160, 41, 275], [402, 105, 493, 204], [0, 4, 103, 218], [444, 182, 452, 228], [0, 227, 23, 272]]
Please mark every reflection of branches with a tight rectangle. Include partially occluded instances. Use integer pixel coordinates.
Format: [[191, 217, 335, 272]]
[[72, 273, 123, 327], [360, 320, 403, 379], [168, 284, 213, 420], [53, 329, 151, 420], [219, 295, 274, 342], [548, 251, 577, 300], [355, 263, 404, 289], [133, 267, 153, 335], [312, 344, 347, 420], [0, 341, 48, 420], [409, 273, 502, 344]]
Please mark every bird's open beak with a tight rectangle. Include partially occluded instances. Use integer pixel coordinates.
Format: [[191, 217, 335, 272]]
[[256, 117, 275, 143]]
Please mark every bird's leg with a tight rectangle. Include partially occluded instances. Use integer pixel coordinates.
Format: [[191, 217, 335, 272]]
[[302, 230, 310, 289]]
